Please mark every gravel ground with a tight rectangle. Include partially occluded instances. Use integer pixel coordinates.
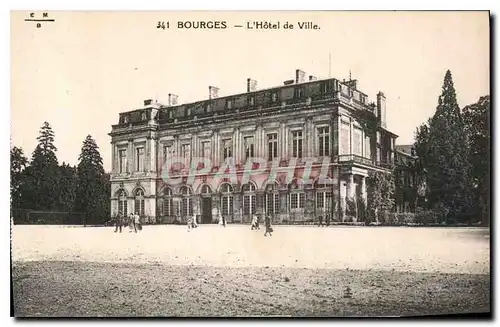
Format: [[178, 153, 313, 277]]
[[12, 261, 490, 317], [11, 225, 491, 317]]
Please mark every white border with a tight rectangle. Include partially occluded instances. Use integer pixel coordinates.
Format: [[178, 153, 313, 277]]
[[3, 1, 496, 326]]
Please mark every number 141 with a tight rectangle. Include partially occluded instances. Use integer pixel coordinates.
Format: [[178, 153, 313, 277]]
[[157, 21, 170, 29]]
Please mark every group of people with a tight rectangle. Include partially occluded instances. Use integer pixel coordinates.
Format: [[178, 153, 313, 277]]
[[114, 212, 142, 233], [185, 212, 274, 236], [317, 214, 331, 227], [251, 214, 273, 237]]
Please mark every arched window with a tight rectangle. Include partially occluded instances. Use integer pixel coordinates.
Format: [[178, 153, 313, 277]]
[[201, 184, 212, 195], [242, 182, 256, 215], [180, 186, 193, 218], [265, 182, 280, 216], [118, 190, 128, 216], [134, 189, 145, 216], [220, 183, 233, 216], [315, 183, 332, 213], [289, 180, 305, 211], [163, 187, 173, 217]]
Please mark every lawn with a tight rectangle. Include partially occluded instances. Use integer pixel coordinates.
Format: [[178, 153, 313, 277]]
[[11, 225, 490, 317]]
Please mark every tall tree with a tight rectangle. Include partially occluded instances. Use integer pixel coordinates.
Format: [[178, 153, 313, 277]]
[[23, 122, 60, 211], [58, 163, 77, 213], [462, 95, 490, 225], [414, 120, 431, 208], [76, 135, 108, 224], [426, 70, 473, 223], [10, 146, 28, 208]]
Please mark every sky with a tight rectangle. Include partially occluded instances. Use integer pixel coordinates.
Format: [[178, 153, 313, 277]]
[[11, 11, 489, 172]]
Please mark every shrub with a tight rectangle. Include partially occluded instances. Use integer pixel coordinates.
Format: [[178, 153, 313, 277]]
[[346, 199, 357, 220], [414, 209, 442, 225], [398, 212, 416, 224], [386, 212, 398, 225]]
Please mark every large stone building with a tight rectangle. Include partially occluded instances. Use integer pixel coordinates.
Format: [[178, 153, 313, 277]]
[[109, 69, 399, 224]]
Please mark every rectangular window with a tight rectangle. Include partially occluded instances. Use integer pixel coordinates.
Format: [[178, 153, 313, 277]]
[[135, 199, 145, 216], [340, 121, 350, 155], [119, 149, 127, 173], [223, 139, 232, 159], [292, 131, 303, 158], [318, 127, 330, 157], [365, 135, 371, 158], [316, 191, 332, 211], [182, 198, 193, 217], [135, 147, 144, 172], [201, 141, 211, 159], [222, 196, 233, 216], [227, 99, 233, 109], [266, 193, 280, 215], [243, 195, 256, 215], [290, 193, 305, 209], [244, 136, 255, 158], [119, 200, 127, 216], [181, 144, 191, 160], [163, 145, 172, 163], [163, 199, 172, 216], [353, 126, 363, 156], [267, 133, 278, 161]]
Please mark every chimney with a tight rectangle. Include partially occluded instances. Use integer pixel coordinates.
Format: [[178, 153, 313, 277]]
[[347, 79, 358, 90], [377, 92, 387, 128], [295, 69, 307, 83], [247, 78, 258, 92], [283, 79, 294, 85], [144, 99, 153, 106], [309, 75, 317, 81], [209, 86, 219, 99], [168, 93, 179, 106]]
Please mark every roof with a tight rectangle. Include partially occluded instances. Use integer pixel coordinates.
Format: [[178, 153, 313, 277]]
[[395, 144, 414, 156]]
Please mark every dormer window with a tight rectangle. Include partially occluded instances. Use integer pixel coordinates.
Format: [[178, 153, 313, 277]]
[[272, 92, 278, 102], [227, 99, 233, 109], [295, 87, 304, 98], [124, 116, 129, 124], [141, 111, 147, 121], [249, 96, 255, 106]]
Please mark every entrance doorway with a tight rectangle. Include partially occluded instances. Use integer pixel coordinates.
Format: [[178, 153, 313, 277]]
[[201, 197, 213, 224]]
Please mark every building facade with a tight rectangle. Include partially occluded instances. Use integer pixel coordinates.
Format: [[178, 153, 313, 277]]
[[394, 145, 422, 213], [109, 69, 398, 224]]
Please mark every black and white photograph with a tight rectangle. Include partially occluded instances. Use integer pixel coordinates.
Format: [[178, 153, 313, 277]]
[[9, 10, 491, 318]]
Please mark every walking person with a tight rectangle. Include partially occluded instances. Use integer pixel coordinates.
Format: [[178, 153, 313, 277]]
[[318, 215, 324, 227], [251, 214, 258, 230], [187, 215, 192, 232], [134, 212, 141, 232], [326, 213, 331, 227], [114, 212, 123, 233], [264, 215, 273, 237], [128, 213, 134, 232], [192, 214, 199, 228]]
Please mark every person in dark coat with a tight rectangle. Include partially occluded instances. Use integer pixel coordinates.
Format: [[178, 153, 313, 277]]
[[264, 215, 273, 237], [318, 215, 324, 227], [325, 213, 331, 226], [114, 212, 123, 233]]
